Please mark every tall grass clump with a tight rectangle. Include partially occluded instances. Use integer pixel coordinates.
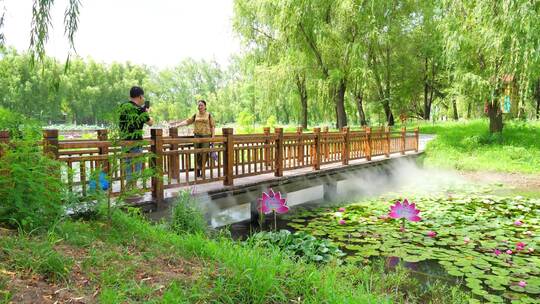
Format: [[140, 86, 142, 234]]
[[169, 189, 207, 235]]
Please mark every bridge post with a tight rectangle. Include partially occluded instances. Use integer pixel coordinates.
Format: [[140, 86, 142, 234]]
[[297, 127, 304, 165], [342, 126, 350, 165], [414, 127, 419, 152], [384, 127, 390, 157], [365, 127, 372, 161], [401, 127, 406, 155], [169, 127, 180, 180], [223, 128, 234, 186], [151, 129, 164, 206], [97, 130, 109, 174], [263, 127, 271, 170], [313, 127, 321, 170], [43, 129, 59, 159], [323, 126, 329, 161], [323, 180, 338, 202], [274, 128, 284, 177], [0, 131, 9, 158]]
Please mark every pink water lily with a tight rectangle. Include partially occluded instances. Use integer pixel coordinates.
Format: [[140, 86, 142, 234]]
[[518, 281, 527, 287], [506, 249, 513, 255], [338, 207, 346, 212], [516, 242, 526, 251], [338, 219, 346, 225], [463, 237, 471, 244], [427, 231, 437, 238], [493, 249, 502, 256], [388, 199, 421, 222], [258, 189, 289, 214], [514, 220, 523, 226]]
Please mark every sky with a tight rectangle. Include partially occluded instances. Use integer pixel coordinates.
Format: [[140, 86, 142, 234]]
[[2, 0, 242, 68]]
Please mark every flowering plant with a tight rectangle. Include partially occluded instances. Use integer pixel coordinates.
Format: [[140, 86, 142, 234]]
[[388, 199, 421, 232]]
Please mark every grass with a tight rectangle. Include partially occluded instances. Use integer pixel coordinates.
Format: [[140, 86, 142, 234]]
[[416, 119, 540, 174], [0, 209, 470, 303]]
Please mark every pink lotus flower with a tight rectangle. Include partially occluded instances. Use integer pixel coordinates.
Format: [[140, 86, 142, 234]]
[[516, 242, 526, 250], [506, 249, 513, 255], [463, 237, 471, 244], [258, 189, 289, 214], [514, 220, 523, 226], [518, 281, 527, 287], [493, 249, 502, 256], [427, 231, 437, 238], [338, 207, 346, 212], [388, 199, 421, 222], [338, 219, 346, 225]]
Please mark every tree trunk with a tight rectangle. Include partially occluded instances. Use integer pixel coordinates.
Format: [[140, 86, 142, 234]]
[[295, 74, 308, 129], [534, 79, 540, 119], [355, 91, 367, 126], [423, 57, 431, 120], [452, 99, 459, 121], [487, 101, 503, 133], [335, 79, 348, 128], [467, 101, 472, 119], [382, 100, 395, 126]]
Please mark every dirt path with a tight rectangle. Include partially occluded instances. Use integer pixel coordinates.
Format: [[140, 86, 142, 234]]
[[458, 171, 540, 190]]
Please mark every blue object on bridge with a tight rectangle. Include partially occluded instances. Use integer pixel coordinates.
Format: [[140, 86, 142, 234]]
[[89, 171, 109, 191]]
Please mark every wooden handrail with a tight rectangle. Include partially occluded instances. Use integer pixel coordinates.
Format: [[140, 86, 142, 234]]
[[0, 126, 419, 202]]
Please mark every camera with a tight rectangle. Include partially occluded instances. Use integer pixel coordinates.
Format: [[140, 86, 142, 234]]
[[144, 100, 150, 109]]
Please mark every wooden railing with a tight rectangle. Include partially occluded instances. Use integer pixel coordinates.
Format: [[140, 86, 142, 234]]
[[0, 126, 419, 202]]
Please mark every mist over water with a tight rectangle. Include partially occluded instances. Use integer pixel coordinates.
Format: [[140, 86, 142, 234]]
[[202, 159, 470, 228]]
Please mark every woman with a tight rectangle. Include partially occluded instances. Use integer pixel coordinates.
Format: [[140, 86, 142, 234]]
[[173, 100, 215, 177]]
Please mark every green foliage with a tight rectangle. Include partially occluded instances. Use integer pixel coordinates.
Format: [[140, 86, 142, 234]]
[[265, 114, 277, 129], [0, 138, 64, 231], [420, 120, 540, 173], [237, 110, 255, 133], [169, 189, 207, 235], [246, 229, 345, 264], [0, 108, 41, 139]]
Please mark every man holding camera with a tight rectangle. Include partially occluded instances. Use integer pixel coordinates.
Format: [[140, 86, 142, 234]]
[[118, 86, 154, 185]]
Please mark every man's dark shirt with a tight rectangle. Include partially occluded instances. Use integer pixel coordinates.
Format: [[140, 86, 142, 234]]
[[118, 101, 150, 140]]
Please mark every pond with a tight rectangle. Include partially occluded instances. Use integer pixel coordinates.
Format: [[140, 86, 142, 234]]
[[226, 179, 540, 303]]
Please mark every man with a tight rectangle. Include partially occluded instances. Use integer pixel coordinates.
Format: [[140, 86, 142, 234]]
[[118, 86, 154, 184]]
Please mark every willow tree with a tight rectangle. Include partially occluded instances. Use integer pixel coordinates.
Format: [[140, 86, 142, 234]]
[[441, 0, 540, 132], [234, 0, 370, 129]]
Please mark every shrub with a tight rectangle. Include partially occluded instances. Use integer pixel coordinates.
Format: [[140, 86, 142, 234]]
[[0, 107, 41, 140], [245, 230, 345, 264], [237, 110, 255, 133], [169, 189, 207, 235], [0, 139, 64, 231]]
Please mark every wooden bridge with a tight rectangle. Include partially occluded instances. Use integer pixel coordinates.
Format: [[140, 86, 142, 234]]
[[0, 126, 420, 207]]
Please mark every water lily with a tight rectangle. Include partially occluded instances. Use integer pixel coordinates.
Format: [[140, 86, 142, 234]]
[[524, 230, 533, 236], [516, 242, 526, 251], [426, 231, 437, 238], [518, 281, 527, 287], [338, 219, 346, 225], [528, 247, 535, 253], [514, 220, 523, 226], [338, 207, 346, 212], [258, 189, 289, 214], [493, 249, 502, 256], [506, 249, 513, 255], [388, 199, 421, 222], [463, 237, 471, 244]]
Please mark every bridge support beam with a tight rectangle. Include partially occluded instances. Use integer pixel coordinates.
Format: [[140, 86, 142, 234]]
[[323, 180, 338, 202]]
